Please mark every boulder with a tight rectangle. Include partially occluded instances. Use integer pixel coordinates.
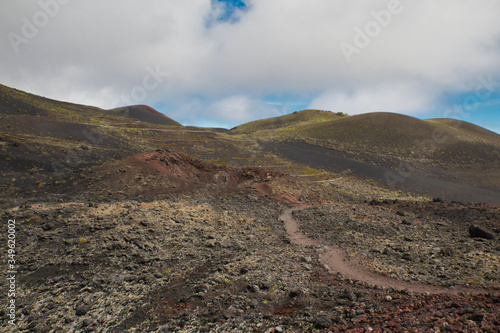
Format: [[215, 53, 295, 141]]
[[468, 225, 494, 240]]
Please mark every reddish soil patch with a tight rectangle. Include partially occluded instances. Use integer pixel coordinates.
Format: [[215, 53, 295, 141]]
[[273, 193, 304, 205], [148, 149, 282, 189], [86, 149, 284, 196], [250, 182, 274, 195]]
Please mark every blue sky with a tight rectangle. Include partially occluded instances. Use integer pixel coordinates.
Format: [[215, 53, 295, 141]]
[[211, 0, 247, 23], [1, 0, 499, 133], [429, 91, 500, 134]]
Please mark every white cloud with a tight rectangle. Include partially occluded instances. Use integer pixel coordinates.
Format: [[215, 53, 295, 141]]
[[171, 95, 279, 128], [1, 0, 499, 126], [210, 95, 260, 122], [308, 83, 439, 115]]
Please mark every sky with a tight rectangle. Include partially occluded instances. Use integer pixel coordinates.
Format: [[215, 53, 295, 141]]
[[1, 0, 500, 133]]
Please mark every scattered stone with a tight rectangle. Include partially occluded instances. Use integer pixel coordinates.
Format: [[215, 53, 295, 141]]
[[21, 306, 32, 315], [248, 284, 260, 293], [401, 253, 413, 261], [82, 318, 94, 327], [439, 247, 454, 257], [123, 274, 135, 282], [301, 256, 312, 263], [33, 323, 51, 333], [313, 313, 333, 329], [288, 289, 301, 298], [75, 304, 90, 316], [28, 313, 40, 323], [469, 225, 495, 239], [3, 173, 500, 332], [469, 310, 485, 322], [382, 247, 393, 255], [342, 290, 357, 301]]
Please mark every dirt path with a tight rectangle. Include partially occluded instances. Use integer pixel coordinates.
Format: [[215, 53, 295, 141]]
[[280, 206, 499, 296]]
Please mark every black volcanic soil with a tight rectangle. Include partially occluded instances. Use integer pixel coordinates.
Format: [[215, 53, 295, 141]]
[[263, 141, 500, 204], [2, 192, 500, 332], [1, 150, 500, 332]]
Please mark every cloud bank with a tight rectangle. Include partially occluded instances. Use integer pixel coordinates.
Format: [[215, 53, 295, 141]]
[[1, 0, 500, 129]]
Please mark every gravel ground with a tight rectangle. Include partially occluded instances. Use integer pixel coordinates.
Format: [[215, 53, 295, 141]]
[[293, 198, 500, 289], [1, 174, 499, 332]]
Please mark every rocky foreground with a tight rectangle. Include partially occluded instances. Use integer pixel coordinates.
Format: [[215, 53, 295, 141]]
[[1, 151, 499, 332], [294, 198, 500, 289]]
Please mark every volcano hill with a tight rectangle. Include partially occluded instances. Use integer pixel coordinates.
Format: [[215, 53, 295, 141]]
[[106, 105, 182, 126], [233, 111, 500, 194], [231, 109, 346, 133], [1, 84, 500, 332], [1, 83, 499, 202], [0, 84, 252, 196]]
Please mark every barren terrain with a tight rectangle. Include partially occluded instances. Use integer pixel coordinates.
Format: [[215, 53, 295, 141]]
[[1, 85, 500, 332], [1, 150, 500, 332]]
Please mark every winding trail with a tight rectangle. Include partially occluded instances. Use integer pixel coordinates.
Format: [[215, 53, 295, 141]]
[[280, 206, 499, 296]]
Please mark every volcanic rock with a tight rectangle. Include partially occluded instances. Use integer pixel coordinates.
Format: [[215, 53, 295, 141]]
[[469, 225, 495, 239]]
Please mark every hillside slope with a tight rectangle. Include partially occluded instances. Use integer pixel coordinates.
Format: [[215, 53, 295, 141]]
[[297, 113, 500, 182], [231, 109, 346, 133], [0, 84, 251, 196], [279, 112, 499, 153], [106, 105, 182, 126], [2, 83, 498, 200], [235, 111, 500, 192]]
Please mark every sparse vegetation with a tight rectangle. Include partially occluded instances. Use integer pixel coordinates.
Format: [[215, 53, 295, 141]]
[[0, 83, 499, 332]]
